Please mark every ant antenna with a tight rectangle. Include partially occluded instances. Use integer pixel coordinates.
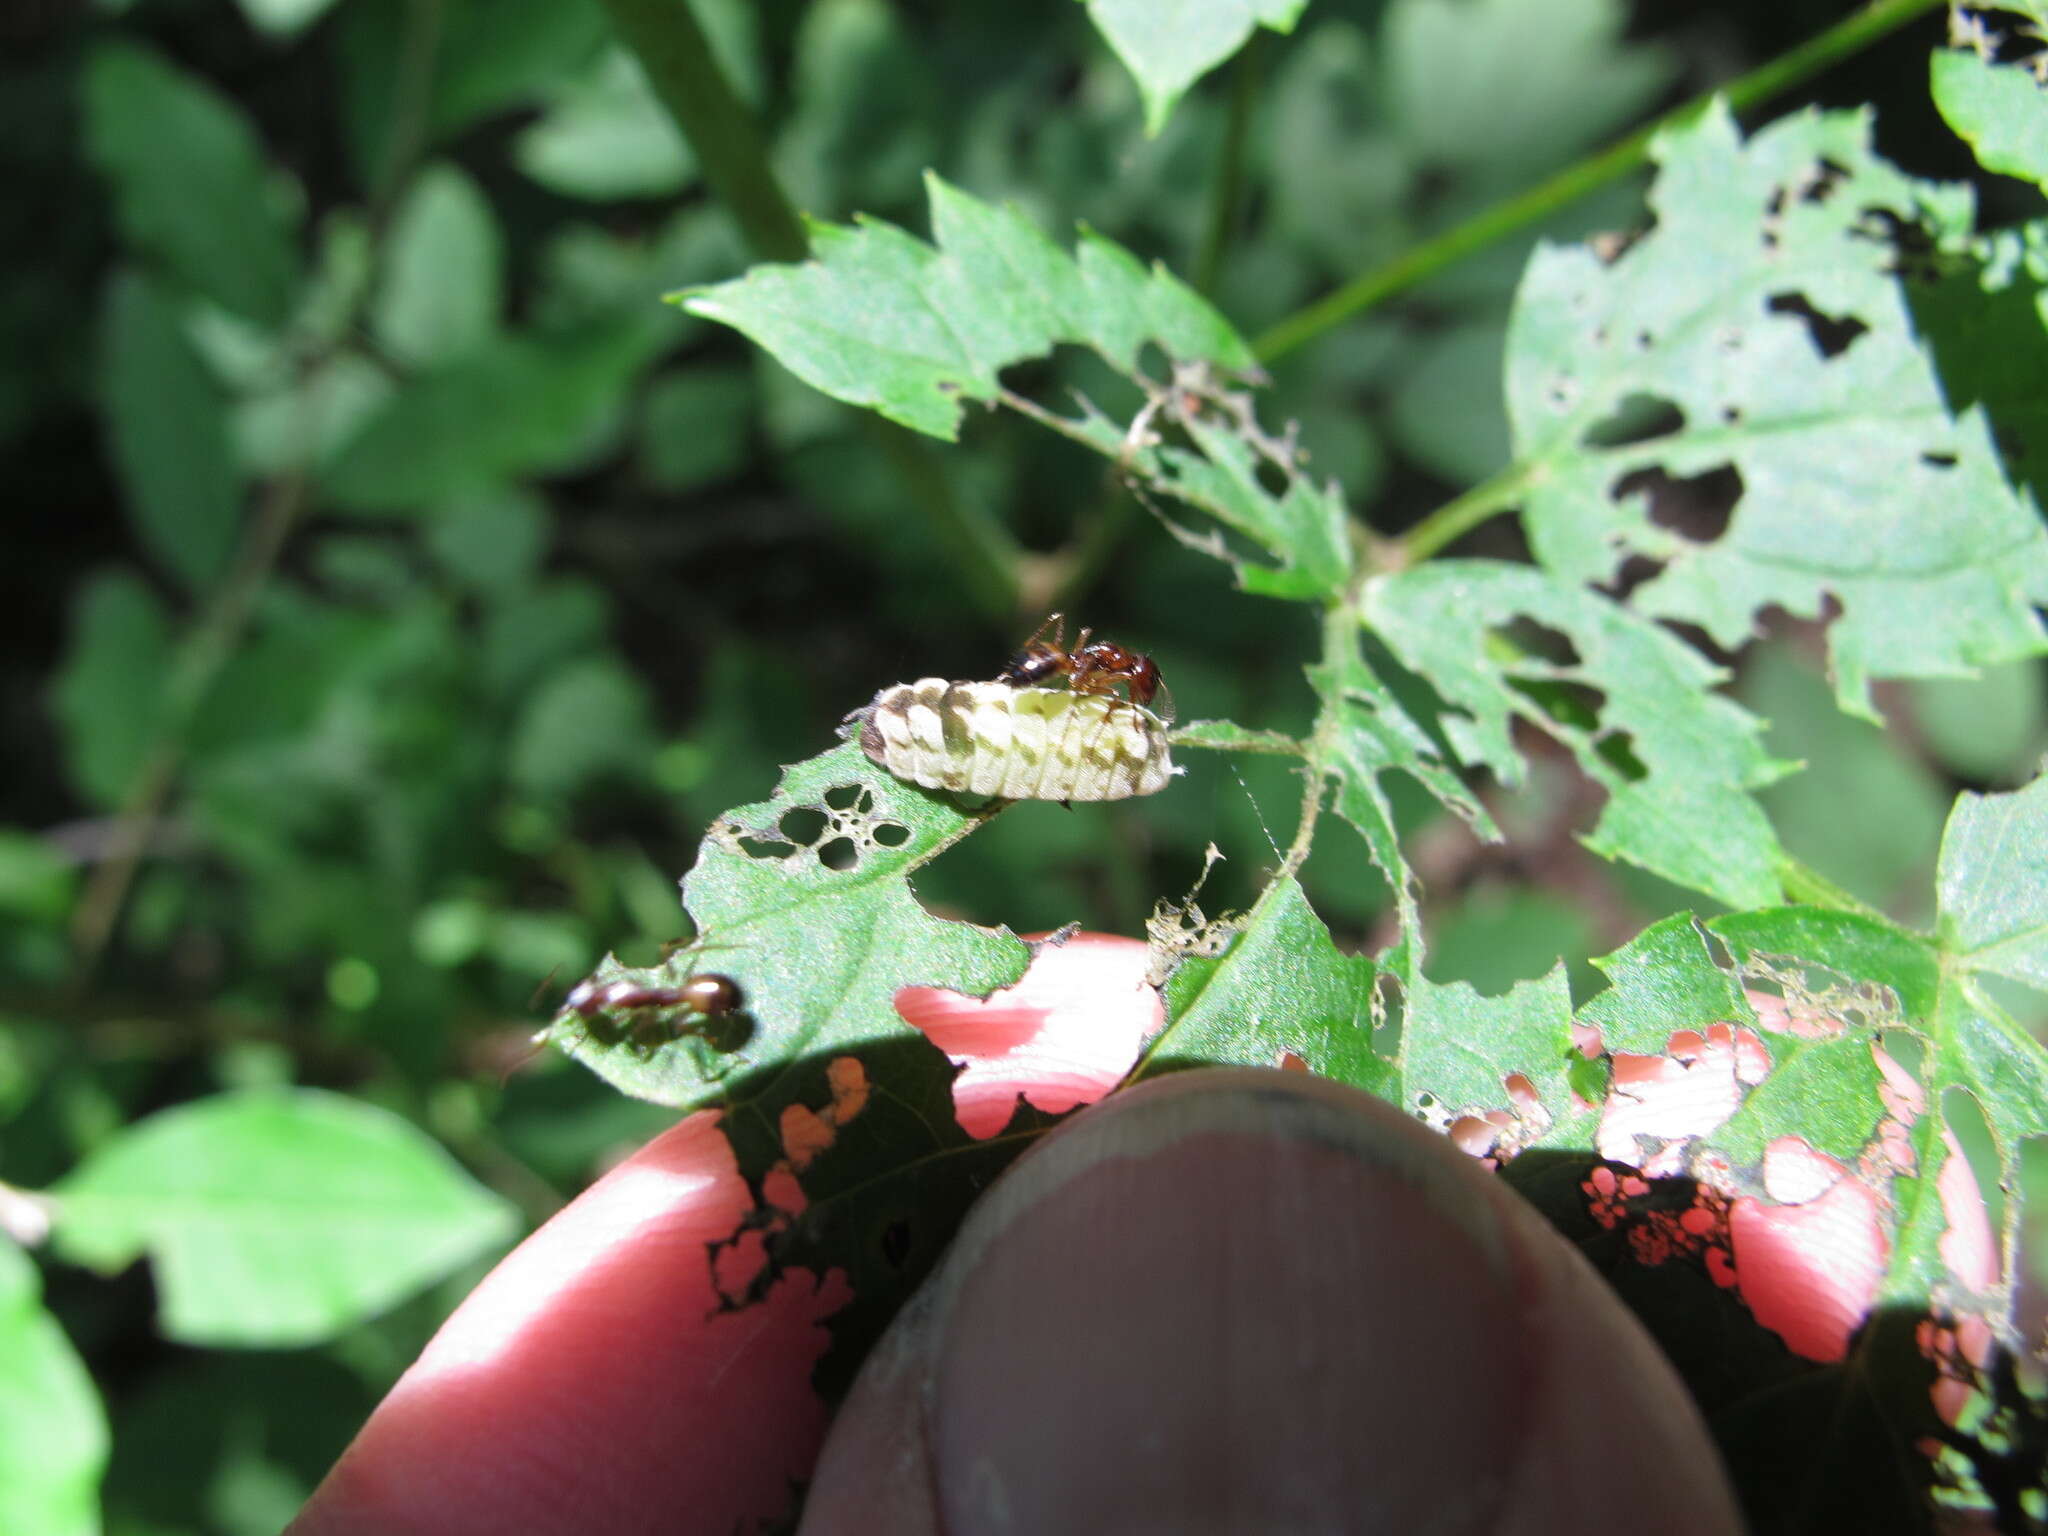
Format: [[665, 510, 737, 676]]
[[528, 965, 564, 1011]]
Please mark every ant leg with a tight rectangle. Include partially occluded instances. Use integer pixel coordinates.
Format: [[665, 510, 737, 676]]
[[1020, 612, 1067, 651]]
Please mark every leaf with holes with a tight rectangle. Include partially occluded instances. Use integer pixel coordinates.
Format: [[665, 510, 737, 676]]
[[544, 743, 1072, 1396], [1504, 100, 2048, 718], [1311, 639, 1503, 944], [545, 742, 1027, 1108], [1531, 812, 2048, 1524], [1363, 559, 1792, 908], [1139, 876, 1390, 1087], [679, 177, 1347, 596], [1136, 875, 1584, 1160]]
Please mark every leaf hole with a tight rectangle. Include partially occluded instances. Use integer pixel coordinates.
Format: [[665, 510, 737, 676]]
[[736, 835, 797, 861], [1593, 728, 1648, 782], [1494, 617, 1582, 669], [1720, 404, 1742, 426], [1580, 392, 1684, 450], [1634, 329, 1655, 351], [1505, 675, 1608, 732], [1921, 451, 1959, 469], [1940, 1085, 2006, 1245], [822, 783, 864, 810], [872, 821, 910, 847], [817, 837, 859, 871], [779, 807, 827, 845], [1697, 921, 1736, 974], [1545, 374, 1579, 412], [1611, 462, 1742, 543], [1797, 156, 1851, 205], [1765, 292, 1869, 360]]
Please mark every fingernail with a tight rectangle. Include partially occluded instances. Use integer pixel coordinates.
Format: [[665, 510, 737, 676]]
[[922, 1072, 1530, 1535]]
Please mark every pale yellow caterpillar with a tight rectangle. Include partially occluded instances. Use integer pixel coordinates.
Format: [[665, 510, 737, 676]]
[[854, 677, 1177, 802]]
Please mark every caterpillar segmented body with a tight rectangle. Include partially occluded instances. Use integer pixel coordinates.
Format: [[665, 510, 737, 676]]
[[856, 677, 1176, 802]]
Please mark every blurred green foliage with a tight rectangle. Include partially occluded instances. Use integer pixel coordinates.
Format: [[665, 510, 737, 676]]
[[2, 0, 2043, 1530]]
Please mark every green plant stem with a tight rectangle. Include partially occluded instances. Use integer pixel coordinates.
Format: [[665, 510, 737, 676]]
[[594, 0, 806, 262], [70, 472, 312, 972], [369, 0, 445, 224], [1251, 0, 1945, 362], [1194, 33, 1264, 296], [1394, 462, 1537, 564], [1274, 601, 1357, 883], [599, 0, 1024, 617]]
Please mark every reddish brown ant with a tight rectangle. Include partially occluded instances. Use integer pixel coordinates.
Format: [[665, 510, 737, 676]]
[[557, 972, 745, 1059], [996, 613, 1171, 720]]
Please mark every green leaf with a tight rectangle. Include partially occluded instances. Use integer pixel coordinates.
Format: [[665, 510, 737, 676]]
[[0, 1242, 106, 1536], [1364, 560, 1791, 908], [1938, 774, 2048, 993], [548, 743, 1026, 1109], [1135, 390, 1355, 598], [638, 366, 754, 490], [322, 323, 653, 512], [100, 272, 242, 593], [1139, 877, 1588, 1152], [0, 829, 76, 925], [99, 272, 243, 592], [232, 352, 394, 476], [1908, 660, 2047, 785], [424, 486, 549, 593], [371, 163, 503, 366], [82, 41, 301, 328], [1403, 965, 1586, 1147], [1382, 0, 1674, 184], [1504, 102, 2048, 718], [234, 0, 342, 38], [1141, 875, 1392, 1088], [1313, 640, 1502, 944], [680, 177, 1341, 594], [1902, 216, 2048, 517], [1080, 0, 1306, 135], [509, 657, 655, 797], [1575, 911, 1754, 1056], [338, 0, 610, 183], [1558, 889, 2048, 1521], [513, 48, 696, 201], [680, 172, 1256, 441], [50, 1089, 517, 1347], [1932, 45, 2048, 193], [779, 0, 938, 215], [52, 571, 172, 808], [1263, 22, 1412, 276]]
